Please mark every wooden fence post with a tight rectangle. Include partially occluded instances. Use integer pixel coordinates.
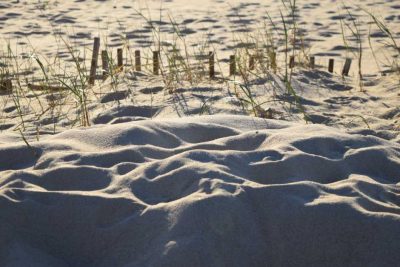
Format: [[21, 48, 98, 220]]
[[249, 55, 255, 71], [328, 58, 334, 73], [289, 55, 295, 69], [101, 50, 109, 80], [117, 48, 123, 70], [153, 51, 159, 75], [270, 51, 277, 72], [209, 51, 215, 78], [309, 56, 315, 69], [229, 55, 236, 76], [342, 58, 352, 76], [135, 50, 141, 71], [89, 37, 100, 85]]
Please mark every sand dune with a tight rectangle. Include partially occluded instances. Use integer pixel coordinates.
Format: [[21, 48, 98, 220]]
[[1, 115, 400, 266], [1, 0, 400, 266]]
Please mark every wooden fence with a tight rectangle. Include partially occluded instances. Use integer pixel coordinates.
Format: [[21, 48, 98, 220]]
[[1, 37, 361, 93]]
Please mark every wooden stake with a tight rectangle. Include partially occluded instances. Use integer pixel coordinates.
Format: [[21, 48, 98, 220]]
[[117, 48, 123, 70], [89, 37, 100, 85], [209, 51, 215, 78], [270, 51, 277, 72], [328, 58, 334, 73], [309, 56, 315, 69], [289, 55, 295, 69], [229, 55, 236, 76], [101, 50, 109, 80], [135, 50, 141, 71], [249, 55, 255, 71], [153, 51, 159, 75], [342, 58, 352, 76]]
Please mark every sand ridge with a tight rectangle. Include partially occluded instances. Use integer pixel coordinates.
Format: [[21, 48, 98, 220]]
[[1, 115, 400, 266]]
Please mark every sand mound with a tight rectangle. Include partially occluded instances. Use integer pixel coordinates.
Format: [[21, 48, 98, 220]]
[[1, 115, 399, 266]]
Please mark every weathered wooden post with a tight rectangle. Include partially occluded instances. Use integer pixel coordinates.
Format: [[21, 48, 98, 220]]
[[209, 51, 215, 78], [328, 58, 334, 73], [249, 55, 255, 71], [229, 55, 236, 76], [153, 50, 159, 75], [117, 48, 123, 70], [135, 50, 141, 71], [270, 51, 277, 72], [101, 50, 109, 80], [289, 55, 295, 69], [89, 37, 100, 85], [309, 56, 315, 69], [342, 58, 352, 76]]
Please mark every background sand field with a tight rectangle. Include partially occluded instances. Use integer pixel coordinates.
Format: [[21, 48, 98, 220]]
[[1, 0, 400, 74]]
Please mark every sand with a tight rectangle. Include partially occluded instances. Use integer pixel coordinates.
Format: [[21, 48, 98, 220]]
[[1, 0, 400, 74], [1, 67, 399, 144], [1, 115, 400, 266], [1, 0, 400, 266]]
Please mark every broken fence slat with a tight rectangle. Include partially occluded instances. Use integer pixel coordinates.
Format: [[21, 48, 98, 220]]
[[309, 56, 315, 69], [328, 58, 334, 73], [89, 37, 100, 85], [101, 50, 109, 80], [289, 55, 295, 69], [209, 51, 215, 78], [135, 50, 141, 71], [117, 48, 123, 70], [342, 58, 352, 76], [270, 51, 277, 72], [153, 51, 160, 75], [249, 55, 255, 71], [229, 55, 236, 76], [27, 83, 68, 91]]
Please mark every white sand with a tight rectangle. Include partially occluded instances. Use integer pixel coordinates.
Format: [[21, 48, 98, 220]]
[[1, 0, 400, 266], [1, 0, 400, 74], [1, 115, 400, 266]]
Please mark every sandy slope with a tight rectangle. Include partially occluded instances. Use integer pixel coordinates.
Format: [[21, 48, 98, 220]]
[[0, 0, 400, 266], [1, 68, 399, 144], [1, 115, 400, 266]]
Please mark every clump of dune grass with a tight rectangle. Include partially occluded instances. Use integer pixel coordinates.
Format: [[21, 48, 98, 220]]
[[364, 9, 400, 81], [339, 5, 365, 91]]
